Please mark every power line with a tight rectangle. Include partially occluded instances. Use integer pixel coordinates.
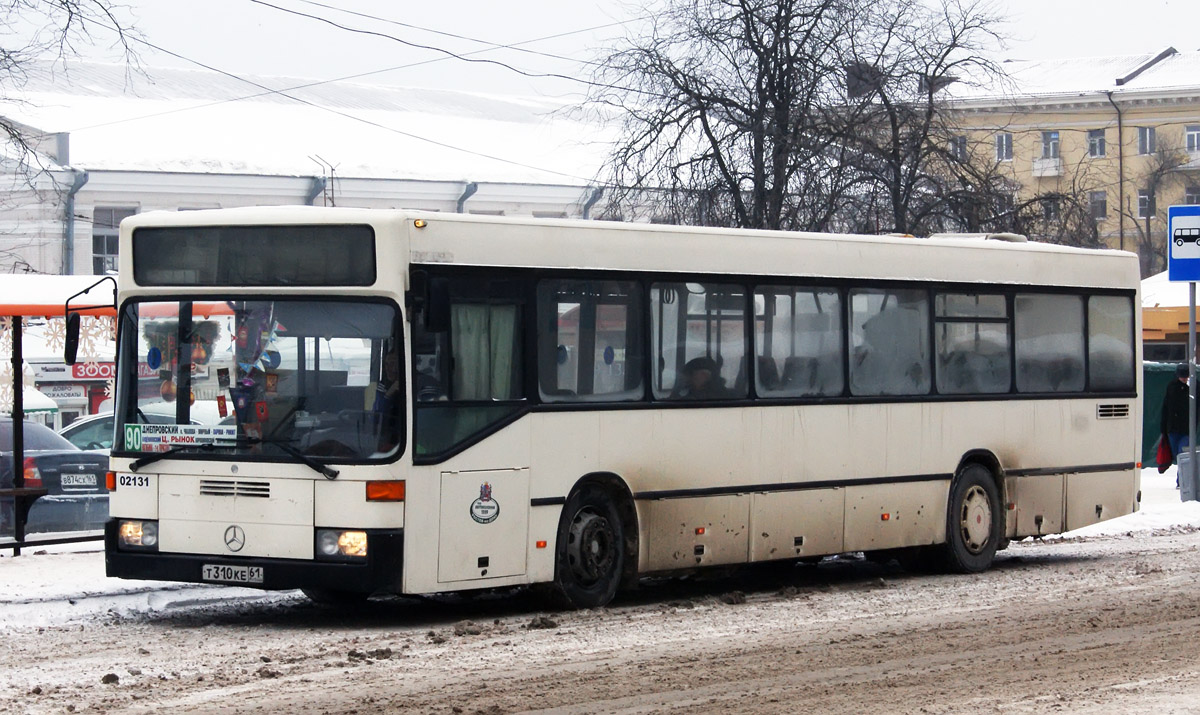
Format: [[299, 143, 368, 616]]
[[67, 9, 641, 133], [76, 31, 604, 184], [248, 0, 597, 89], [245, 0, 664, 100], [288, 0, 594, 65]]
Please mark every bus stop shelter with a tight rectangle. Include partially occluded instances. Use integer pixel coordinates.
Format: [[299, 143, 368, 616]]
[[2, 275, 114, 554]]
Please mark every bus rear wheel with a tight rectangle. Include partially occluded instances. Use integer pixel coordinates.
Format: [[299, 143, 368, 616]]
[[940, 463, 1001, 573], [553, 485, 625, 609]]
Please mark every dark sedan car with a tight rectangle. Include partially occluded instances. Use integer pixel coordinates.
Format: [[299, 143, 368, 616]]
[[1, 420, 109, 536]]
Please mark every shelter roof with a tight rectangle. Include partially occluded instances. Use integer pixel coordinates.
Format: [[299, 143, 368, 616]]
[[0, 275, 115, 317]]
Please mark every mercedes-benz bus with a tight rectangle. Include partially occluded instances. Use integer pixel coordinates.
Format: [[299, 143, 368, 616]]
[[85, 208, 1141, 607]]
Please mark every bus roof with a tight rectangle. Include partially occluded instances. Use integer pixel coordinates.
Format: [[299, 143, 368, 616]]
[[121, 207, 1140, 292]]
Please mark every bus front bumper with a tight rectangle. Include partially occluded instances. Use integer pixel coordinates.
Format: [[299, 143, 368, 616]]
[[104, 520, 404, 594]]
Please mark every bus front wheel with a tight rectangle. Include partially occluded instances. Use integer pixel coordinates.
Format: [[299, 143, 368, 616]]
[[553, 485, 625, 608], [940, 464, 1001, 573]]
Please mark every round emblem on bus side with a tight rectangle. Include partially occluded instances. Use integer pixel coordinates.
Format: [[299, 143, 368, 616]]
[[470, 482, 499, 524]]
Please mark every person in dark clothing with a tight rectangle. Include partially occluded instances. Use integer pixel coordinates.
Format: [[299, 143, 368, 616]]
[[672, 356, 731, 400], [1161, 363, 1192, 460]]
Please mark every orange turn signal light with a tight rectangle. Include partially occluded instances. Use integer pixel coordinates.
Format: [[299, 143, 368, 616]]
[[366, 480, 405, 502], [695, 527, 706, 535], [881, 513, 890, 521], [105, 471, 116, 491], [535, 540, 547, 549]]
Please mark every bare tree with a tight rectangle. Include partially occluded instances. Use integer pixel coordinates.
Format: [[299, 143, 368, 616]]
[[836, 0, 1006, 235], [586, 0, 1007, 234], [586, 0, 874, 230], [1117, 139, 1189, 277]]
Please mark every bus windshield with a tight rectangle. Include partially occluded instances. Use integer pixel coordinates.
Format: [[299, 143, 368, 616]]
[[114, 298, 402, 462]]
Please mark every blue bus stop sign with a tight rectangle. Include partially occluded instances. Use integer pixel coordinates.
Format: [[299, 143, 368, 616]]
[[1169, 205, 1200, 281]]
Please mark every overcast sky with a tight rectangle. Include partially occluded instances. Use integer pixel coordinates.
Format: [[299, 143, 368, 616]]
[[67, 0, 1200, 98]]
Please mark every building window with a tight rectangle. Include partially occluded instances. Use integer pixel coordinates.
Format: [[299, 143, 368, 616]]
[[949, 135, 967, 162], [1138, 126, 1156, 155], [1187, 125, 1200, 153], [1041, 131, 1059, 159], [1087, 129, 1106, 158], [1042, 197, 1060, 221], [1138, 189, 1156, 218], [1186, 185, 1200, 205], [92, 207, 136, 275], [995, 132, 1012, 162], [1089, 191, 1107, 220]]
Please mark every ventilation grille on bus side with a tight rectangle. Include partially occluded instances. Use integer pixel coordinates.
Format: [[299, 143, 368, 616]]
[[199, 479, 271, 498], [1097, 404, 1130, 419]]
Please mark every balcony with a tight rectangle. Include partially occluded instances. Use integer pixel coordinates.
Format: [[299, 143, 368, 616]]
[[1031, 157, 1062, 178]]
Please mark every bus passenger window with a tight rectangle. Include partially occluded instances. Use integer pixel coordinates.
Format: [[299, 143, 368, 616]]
[[754, 286, 843, 397], [1087, 295, 1134, 391], [1015, 294, 1084, 393], [934, 293, 1010, 395], [849, 288, 930, 396], [651, 282, 748, 401], [536, 280, 643, 402]]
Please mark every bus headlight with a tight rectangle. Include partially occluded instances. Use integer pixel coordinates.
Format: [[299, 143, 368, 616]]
[[315, 529, 368, 561], [118, 520, 159, 551]]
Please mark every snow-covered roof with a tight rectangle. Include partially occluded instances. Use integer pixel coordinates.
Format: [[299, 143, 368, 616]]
[[0, 61, 612, 185], [950, 48, 1200, 105], [1142, 270, 1189, 309]]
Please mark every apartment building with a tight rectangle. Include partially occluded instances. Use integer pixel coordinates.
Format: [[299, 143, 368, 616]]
[[947, 48, 1200, 276]]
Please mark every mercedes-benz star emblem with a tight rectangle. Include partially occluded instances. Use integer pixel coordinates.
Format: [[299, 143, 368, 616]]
[[224, 525, 246, 552]]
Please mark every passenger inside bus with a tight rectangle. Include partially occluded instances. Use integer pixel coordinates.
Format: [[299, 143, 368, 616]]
[[671, 356, 731, 400]]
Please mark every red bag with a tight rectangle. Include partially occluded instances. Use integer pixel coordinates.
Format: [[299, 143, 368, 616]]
[[1157, 435, 1174, 474]]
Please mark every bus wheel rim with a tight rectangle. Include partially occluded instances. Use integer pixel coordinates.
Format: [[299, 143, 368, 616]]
[[567, 510, 615, 586], [959, 485, 992, 554]]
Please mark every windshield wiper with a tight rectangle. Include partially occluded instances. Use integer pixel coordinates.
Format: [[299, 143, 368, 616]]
[[246, 438, 340, 480], [127, 438, 338, 480], [128, 442, 222, 472]]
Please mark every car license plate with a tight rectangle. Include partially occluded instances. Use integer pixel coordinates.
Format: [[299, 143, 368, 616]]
[[201, 564, 264, 584], [61, 474, 97, 487]]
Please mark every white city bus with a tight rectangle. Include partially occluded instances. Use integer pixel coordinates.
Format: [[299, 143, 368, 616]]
[[94, 208, 1141, 607]]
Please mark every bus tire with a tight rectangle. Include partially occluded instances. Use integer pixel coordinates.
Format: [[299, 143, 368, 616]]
[[940, 463, 1001, 573], [553, 484, 625, 609]]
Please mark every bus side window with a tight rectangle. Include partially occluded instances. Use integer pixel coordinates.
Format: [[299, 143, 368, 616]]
[[651, 282, 748, 401], [412, 275, 527, 458], [754, 286, 843, 398], [849, 288, 930, 396], [536, 279, 644, 403], [1015, 294, 1085, 393]]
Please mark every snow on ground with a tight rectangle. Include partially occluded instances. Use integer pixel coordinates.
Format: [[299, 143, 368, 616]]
[[2, 468, 1198, 630]]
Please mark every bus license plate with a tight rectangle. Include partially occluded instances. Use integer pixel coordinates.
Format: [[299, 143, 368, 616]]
[[61, 474, 97, 487], [202, 564, 264, 584]]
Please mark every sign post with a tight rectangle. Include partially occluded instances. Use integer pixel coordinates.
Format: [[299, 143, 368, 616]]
[[1167, 205, 1200, 499]]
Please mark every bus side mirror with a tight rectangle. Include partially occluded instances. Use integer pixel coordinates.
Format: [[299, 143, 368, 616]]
[[64, 311, 81, 365]]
